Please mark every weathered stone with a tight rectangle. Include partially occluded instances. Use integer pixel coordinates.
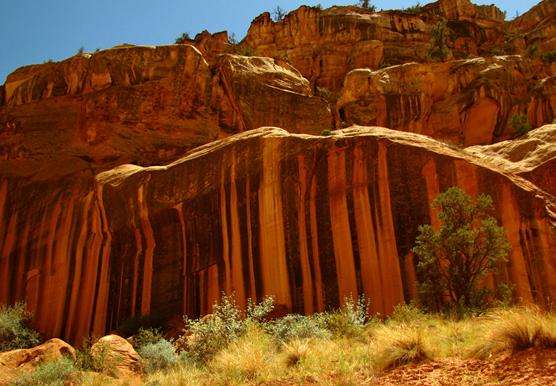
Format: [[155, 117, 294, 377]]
[[91, 335, 141, 380], [337, 56, 554, 145], [466, 124, 556, 196], [0, 338, 75, 384]]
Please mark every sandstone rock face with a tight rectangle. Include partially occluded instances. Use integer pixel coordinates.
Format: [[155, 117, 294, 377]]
[[3, 127, 554, 344], [0, 0, 554, 348], [466, 124, 556, 196], [0, 338, 75, 384], [0, 45, 332, 180], [91, 335, 141, 379], [242, 0, 511, 91], [337, 56, 554, 145]]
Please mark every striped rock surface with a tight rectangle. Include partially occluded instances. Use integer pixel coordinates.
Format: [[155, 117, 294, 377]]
[[1, 127, 553, 344]]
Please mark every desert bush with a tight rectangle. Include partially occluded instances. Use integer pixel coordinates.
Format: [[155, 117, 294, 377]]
[[427, 21, 451, 61], [322, 295, 371, 338], [210, 326, 280, 384], [177, 294, 274, 362], [389, 302, 427, 324], [12, 357, 75, 386], [321, 129, 333, 136], [413, 187, 511, 314], [0, 302, 40, 352], [272, 6, 286, 22], [175, 32, 191, 44], [471, 307, 556, 358], [132, 327, 165, 349], [404, 2, 423, 14], [138, 338, 178, 373], [541, 50, 556, 63], [357, 0, 376, 12], [510, 113, 532, 136], [267, 314, 330, 342], [373, 326, 432, 371]]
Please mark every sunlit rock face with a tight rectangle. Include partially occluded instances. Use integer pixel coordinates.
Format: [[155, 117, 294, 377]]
[[241, 0, 515, 92], [1, 128, 554, 344], [337, 56, 554, 145], [0, 0, 555, 346]]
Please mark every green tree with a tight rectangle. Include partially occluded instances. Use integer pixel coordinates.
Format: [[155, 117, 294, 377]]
[[357, 0, 376, 11], [272, 6, 286, 21], [413, 187, 510, 314]]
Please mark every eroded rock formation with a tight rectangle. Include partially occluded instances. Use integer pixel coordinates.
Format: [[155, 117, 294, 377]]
[[0, 0, 555, 346], [1, 127, 554, 344], [337, 56, 554, 145]]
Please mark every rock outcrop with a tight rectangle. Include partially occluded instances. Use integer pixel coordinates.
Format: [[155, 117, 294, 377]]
[[0, 0, 554, 347], [337, 56, 554, 145], [91, 335, 142, 380], [466, 124, 556, 196], [3, 127, 554, 344], [241, 0, 514, 91], [0, 338, 75, 384], [0, 45, 332, 179]]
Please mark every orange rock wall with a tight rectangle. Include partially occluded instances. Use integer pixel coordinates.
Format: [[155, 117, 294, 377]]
[[3, 129, 552, 343]]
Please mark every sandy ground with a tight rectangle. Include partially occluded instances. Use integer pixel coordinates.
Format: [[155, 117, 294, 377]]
[[377, 348, 556, 385]]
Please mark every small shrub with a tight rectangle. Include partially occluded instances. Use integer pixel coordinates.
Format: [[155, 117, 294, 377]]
[[404, 2, 423, 14], [229, 44, 256, 56], [177, 294, 274, 362], [357, 0, 376, 12], [527, 43, 539, 58], [427, 21, 451, 61], [323, 295, 370, 338], [373, 326, 432, 371], [281, 339, 309, 367], [0, 303, 40, 352], [510, 113, 531, 136], [471, 307, 556, 358], [133, 327, 164, 349], [389, 303, 427, 324], [268, 314, 330, 342], [138, 339, 178, 373], [13, 357, 75, 386], [541, 51, 556, 63], [210, 326, 279, 384], [272, 6, 286, 22], [321, 129, 333, 136], [76, 47, 84, 55], [175, 32, 191, 44]]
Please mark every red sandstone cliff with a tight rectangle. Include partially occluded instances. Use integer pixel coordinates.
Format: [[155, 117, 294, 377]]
[[0, 0, 555, 344]]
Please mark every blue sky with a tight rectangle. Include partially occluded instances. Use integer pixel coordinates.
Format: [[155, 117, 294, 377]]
[[0, 0, 539, 83]]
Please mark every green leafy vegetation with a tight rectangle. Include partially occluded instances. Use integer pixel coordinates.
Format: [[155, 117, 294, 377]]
[[510, 113, 532, 136], [272, 6, 286, 22], [175, 32, 191, 44], [12, 357, 75, 386], [0, 303, 40, 352], [321, 129, 333, 136], [413, 187, 511, 315], [427, 21, 452, 61], [404, 2, 423, 14], [541, 50, 556, 63], [357, 0, 376, 12]]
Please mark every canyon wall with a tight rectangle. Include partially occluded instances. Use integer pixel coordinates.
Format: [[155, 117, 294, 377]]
[[0, 0, 555, 345], [1, 128, 554, 344]]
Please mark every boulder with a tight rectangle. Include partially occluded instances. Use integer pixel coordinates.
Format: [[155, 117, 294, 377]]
[[0, 338, 75, 384], [91, 335, 141, 379]]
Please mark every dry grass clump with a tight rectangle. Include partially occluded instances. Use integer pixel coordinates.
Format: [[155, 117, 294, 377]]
[[372, 325, 434, 371], [470, 306, 556, 358]]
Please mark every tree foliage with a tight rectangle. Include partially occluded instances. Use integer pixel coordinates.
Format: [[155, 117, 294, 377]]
[[357, 1, 376, 11], [272, 6, 286, 22], [413, 187, 510, 314]]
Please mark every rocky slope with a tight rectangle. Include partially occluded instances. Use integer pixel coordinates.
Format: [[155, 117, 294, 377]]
[[0, 0, 555, 344]]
